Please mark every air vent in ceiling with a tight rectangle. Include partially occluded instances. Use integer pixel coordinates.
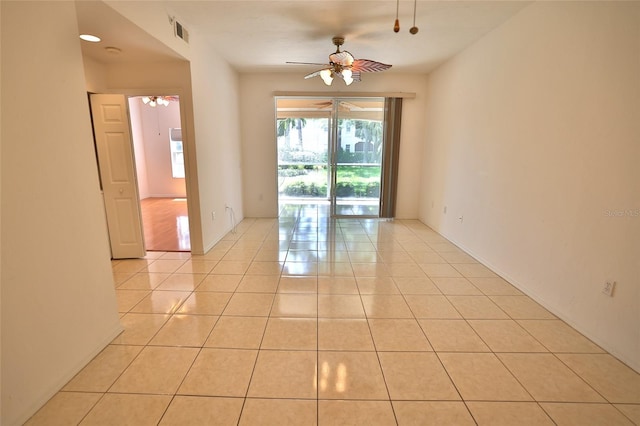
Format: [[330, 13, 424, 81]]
[[174, 20, 189, 44]]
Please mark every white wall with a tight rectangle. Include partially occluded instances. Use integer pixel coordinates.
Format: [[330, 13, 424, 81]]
[[137, 99, 186, 198], [105, 3, 244, 254], [105, 0, 190, 62], [188, 36, 244, 252], [239, 73, 428, 218], [1, 2, 122, 424], [420, 1, 640, 371], [83, 56, 108, 93], [128, 98, 150, 198]]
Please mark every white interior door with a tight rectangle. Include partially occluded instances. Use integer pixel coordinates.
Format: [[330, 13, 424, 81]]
[[90, 94, 146, 259]]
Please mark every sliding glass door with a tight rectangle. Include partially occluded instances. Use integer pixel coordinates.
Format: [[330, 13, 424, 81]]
[[331, 99, 384, 217], [276, 100, 330, 204], [276, 97, 385, 218]]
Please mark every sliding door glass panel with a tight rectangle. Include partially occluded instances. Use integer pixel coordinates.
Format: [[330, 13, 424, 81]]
[[331, 98, 384, 217], [277, 99, 330, 204]]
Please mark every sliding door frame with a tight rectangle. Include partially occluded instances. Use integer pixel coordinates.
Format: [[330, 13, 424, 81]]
[[329, 97, 385, 218], [276, 96, 402, 218]]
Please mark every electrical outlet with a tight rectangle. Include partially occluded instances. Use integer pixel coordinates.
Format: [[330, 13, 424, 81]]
[[211, 211, 216, 220], [602, 281, 616, 297], [458, 215, 464, 223], [443, 206, 447, 214]]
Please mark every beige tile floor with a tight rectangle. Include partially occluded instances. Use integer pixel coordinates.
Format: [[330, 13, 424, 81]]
[[27, 205, 640, 425]]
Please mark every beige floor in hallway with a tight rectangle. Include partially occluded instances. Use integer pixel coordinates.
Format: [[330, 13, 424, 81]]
[[26, 205, 640, 425]]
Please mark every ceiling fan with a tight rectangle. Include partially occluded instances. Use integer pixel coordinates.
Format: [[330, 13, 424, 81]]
[[288, 37, 392, 86]]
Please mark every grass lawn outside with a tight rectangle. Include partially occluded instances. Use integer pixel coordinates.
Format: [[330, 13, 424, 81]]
[[278, 164, 381, 198]]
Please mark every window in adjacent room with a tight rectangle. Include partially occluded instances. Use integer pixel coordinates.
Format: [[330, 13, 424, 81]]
[[169, 127, 185, 178]]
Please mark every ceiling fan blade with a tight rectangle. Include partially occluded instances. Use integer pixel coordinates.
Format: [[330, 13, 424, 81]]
[[287, 61, 331, 66], [314, 101, 333, 110], [304, 68, 331, 79], [296, 38, 390, 84], [351, 59, 392, 73], [338, 101, 364, 111]]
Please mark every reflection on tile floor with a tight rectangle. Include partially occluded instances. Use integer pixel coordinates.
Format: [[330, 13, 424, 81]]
[[26, 205, 640, 425]]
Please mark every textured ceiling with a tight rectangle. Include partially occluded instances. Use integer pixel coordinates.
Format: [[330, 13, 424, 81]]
[[77, 1, 530, 73]]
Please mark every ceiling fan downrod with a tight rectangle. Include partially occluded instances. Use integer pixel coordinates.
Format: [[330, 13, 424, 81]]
[[332, 36, 345, 53]]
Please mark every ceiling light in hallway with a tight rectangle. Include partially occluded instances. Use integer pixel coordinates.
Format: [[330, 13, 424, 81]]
[[79, 34, 101, 42]]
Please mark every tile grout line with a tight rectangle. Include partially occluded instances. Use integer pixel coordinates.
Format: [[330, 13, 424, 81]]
[[33, 212, 640, 425]]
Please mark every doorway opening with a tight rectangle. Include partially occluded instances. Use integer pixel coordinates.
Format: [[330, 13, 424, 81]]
[[129, 96, 190, 252], [90, 93, 191, 258], [276, 97, 385, 217]]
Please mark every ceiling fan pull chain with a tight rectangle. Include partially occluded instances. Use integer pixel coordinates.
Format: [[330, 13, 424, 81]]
[[393, 0, 400, 32], [410, 0, 419, 34]]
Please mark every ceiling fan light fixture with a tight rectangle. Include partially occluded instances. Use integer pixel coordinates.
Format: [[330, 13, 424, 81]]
[[297, 37, 391, 85], [141, 96, 174, 107], [320, 69, 334, 85], [342, 69, 354, 85]]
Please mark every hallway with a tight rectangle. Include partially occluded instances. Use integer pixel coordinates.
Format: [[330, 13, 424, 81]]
[[27, 205, 640, 425]]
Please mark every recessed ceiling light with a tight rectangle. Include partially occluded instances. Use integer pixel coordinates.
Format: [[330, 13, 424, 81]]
[[105, 46, 122, 55], [79, 34, 101, 43]]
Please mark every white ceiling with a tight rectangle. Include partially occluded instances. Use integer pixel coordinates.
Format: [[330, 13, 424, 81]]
[[77, 1, 530, 74]]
